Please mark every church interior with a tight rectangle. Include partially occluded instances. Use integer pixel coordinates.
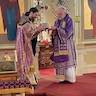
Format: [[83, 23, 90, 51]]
[[0, 0, 96, 96]]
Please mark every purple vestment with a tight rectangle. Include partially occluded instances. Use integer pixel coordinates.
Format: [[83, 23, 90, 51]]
[[16, 22, 36, 80], [51, 14, 76, 75]]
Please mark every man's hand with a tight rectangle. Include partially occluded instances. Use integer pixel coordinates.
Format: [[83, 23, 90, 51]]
[[36, 23, 48, 32]]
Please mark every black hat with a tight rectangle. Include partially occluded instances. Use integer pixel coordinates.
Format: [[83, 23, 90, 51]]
[[29, 7, 39, 13], [25, 7, 38, 16]]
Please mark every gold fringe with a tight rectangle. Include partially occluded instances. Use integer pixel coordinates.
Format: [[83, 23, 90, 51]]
[[29, 65, 35, 72], [26, 64, 35, 75], [0, 88, 34, 94]]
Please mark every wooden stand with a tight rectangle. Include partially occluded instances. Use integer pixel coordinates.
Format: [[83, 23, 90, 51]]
[[39, 43, 53, 69]]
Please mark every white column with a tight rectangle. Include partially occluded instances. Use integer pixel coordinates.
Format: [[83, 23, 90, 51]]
[[74, 0, 85, 75], [74, 0, 82, 44]]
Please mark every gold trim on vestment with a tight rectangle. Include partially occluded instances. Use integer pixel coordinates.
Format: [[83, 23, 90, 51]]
[[54, 50, 69, 56], [27, 64, 35, 74]]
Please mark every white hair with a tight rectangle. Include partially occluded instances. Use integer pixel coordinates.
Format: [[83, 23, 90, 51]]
[[57, 6, 67, 13]]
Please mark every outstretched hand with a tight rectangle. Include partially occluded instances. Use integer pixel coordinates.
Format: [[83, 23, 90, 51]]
[[37, 23, 49, 32], [49, 26, 57, 31]]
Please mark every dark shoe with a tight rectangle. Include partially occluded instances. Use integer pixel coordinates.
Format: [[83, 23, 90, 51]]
[[59, 81, 65, 84], [63, 80, 72, 84], [59, 80, 74, 84]]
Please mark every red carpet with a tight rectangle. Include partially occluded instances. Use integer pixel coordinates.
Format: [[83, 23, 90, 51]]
[[35, 69, 96, 96]]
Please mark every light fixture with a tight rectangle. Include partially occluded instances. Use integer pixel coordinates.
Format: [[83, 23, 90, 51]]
[[34, 0, 48, 11]]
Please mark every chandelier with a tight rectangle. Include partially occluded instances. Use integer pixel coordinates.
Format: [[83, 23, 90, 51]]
[[33, 0, 48, 11], [58, 0, 64, 5]]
